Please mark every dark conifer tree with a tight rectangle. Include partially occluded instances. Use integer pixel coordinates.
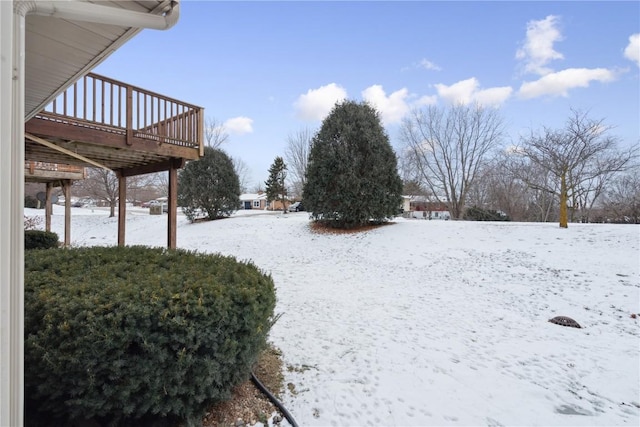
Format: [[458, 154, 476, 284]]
[[265, 156, 288, 212], [303, 100, 403, 228]]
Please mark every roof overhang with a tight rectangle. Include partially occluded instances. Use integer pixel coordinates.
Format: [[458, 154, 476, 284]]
[[22, 0, 179, 121]]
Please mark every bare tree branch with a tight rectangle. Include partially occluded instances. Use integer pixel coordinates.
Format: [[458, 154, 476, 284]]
[[204, 117, 229, 148], [517, 108, 638, 227], [74, 168, 119, 217], [231, 156, 251, 193], [284, 127, 313, 198], [400, 104, 504, 219]]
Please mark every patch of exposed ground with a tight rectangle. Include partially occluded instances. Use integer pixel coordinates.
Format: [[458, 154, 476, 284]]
[[201, 345, 285, 427], [309, 220, 395, 235]]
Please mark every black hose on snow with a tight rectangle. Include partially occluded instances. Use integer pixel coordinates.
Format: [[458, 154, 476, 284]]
[[250, 371, 299, 427]]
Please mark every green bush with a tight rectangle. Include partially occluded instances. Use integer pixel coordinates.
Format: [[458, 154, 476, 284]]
[[25, 246, 276, 426], [464, 206, 511, 221], [25, 195, 39, 208], [24, 230, 59, 250]]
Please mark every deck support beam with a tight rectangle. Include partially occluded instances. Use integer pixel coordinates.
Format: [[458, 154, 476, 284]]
[[45, 182, 53, 232], [63, 180, 71, 246], [118, 174, 127, 246], [25, 132, 112, 171], [168, 159, 179, 249]]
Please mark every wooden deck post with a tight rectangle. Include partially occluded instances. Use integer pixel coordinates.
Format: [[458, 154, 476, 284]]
[[118, 174, 126, 246], [45, 182, 53, 232], [63, 180, 71, 246], [198, 107, 205, 157], [168, 160, 178, 249]]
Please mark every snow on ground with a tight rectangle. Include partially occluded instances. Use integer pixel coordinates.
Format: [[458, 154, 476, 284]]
[[27, 206, 640, 426]]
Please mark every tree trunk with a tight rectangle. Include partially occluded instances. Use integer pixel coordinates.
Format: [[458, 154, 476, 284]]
[[559, 172, 568, 228], [110, 202, 116, 218], [543, 196, 553, 222]]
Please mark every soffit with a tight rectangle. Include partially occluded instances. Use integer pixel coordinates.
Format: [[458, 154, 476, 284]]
[[24, 0, 170, 121]]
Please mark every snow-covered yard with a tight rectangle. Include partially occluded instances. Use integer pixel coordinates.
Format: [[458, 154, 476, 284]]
[[27, 207, 640, 426]]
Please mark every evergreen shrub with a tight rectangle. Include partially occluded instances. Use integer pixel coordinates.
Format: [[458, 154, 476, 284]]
[[178, 147, 241, 222], [464, 206, 511, 221], [25, 195, 39, 208], [303, 100, 403, 229], [24, 230, 59, 250], [25, 246, 276, 426]]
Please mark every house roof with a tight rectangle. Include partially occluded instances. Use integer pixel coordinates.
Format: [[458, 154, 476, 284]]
[[240, 193, 267, 201]]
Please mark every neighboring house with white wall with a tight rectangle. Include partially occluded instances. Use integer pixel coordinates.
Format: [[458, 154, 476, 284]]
[[240, 193, 268, 210], [403, 195, 451, 220]]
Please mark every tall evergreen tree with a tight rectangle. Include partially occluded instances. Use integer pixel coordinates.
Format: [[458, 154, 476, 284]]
[[265, 156, 288, 212], [303, 100, 403, 229], [178, 147, 240, 222]]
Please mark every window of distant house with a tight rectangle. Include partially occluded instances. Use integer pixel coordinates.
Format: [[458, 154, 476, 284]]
[[253, 200, 260, 208], [434, 212, 439, 218]]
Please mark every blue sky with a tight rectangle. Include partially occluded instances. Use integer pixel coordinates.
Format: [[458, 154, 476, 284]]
[[94, 1, 640, 187]]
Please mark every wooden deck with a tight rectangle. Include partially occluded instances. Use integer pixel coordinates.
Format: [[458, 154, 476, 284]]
[[24, 73, 205, 248], [25, 73, 204, 176]]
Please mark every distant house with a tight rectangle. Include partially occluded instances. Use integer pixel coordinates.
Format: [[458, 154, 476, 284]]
[[268, 196, 293, 212], [403, 195, 451, 220], [239, 192, 267, 210], [401, 196, 412, 213], [240, 192, 294, 211]]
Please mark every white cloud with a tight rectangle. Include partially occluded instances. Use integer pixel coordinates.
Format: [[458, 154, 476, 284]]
[[361, 85, 411, 124], [294, 83, 347, 121], [419, 59, 441, 71], [624, 33, 640, 67], [415, 94, 438, 107], [435, 79, 477, 105], [435, 78, 513, 107], [473, 87, 514, 107], [401, 58, 442, 73], [516, 15, 564, 75], [518, 68, 617, 99], [224, 116, 253, 135]]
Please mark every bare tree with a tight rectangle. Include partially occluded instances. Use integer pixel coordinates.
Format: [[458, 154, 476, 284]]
[[204, 117, 229, 148], [231, 156, 251, 193], [467, 156, 534, 221], [284, 127, 313, 198], [398, 147, 425, 188], [126, 174, 157, 205], [400, 104, 504, 219], [75, 168, 119, 217], [502, 151, 561, 222], [402, 179, 429, 198], [149, 171, 168, 197], [602, 166, 640, 223], [250, 182, 264, 194], [465, 163, 493, 209], [517, 109, 638, 228], [570, 168, 614, 223]]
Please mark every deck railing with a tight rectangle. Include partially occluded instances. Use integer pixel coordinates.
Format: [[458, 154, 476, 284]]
[[40, 73, 203, 152]]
